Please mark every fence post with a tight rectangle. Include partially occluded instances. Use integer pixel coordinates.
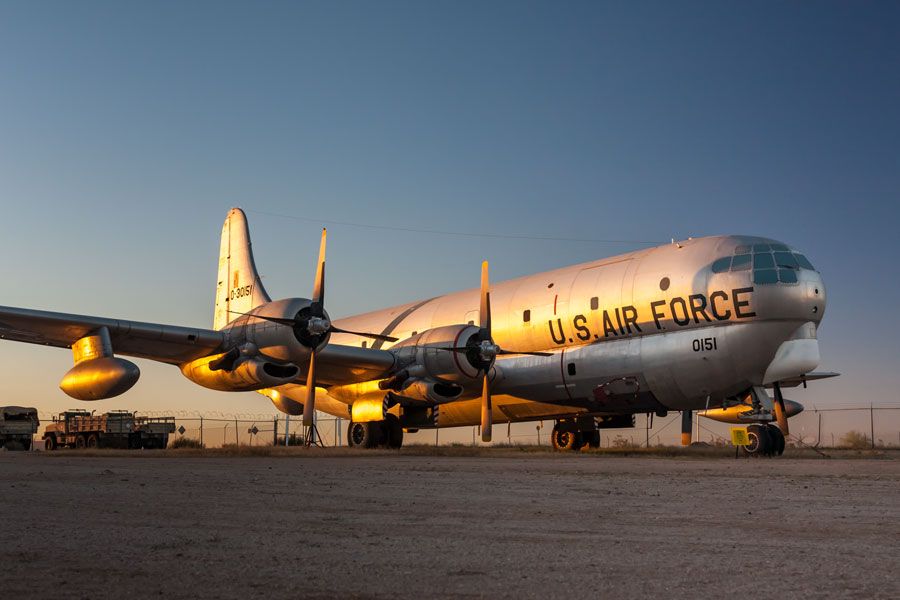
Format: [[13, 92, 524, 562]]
[[235, 418, 239, 445], [200, 416, 204, 447], [273, 416, 278, 447]]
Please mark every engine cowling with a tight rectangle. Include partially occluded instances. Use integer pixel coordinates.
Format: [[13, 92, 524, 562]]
[[392, 325, 484, 382], [180, 353, 300, 392], [220, 298, 323, 364], [60, 357, 141, 400], [700, 398, 804, 424], [383, 324, 496, 402]]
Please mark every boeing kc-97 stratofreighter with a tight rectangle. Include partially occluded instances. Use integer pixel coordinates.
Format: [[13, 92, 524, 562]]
[[0, 209, 836, 454]]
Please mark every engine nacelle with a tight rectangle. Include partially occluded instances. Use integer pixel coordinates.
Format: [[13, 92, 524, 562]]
[[220, 298, 323, 364], [60, 357, 141, 400], [180, 354, 300, 392], [391, 324, 484, 386]]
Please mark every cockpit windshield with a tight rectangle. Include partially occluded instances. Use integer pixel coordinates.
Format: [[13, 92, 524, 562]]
[[711, 243, 815, 285]]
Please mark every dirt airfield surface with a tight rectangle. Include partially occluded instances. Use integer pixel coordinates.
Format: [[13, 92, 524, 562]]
[[1, 448, 898, 599]]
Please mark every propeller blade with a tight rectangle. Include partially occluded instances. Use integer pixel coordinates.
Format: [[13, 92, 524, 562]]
[[480, 374, 492, 442], [303, 350, 317, 427], [480, 260, 491, 333], [327, 326, 398, 343], [773, 383, 789, 436], [311, 228, 327, 316]]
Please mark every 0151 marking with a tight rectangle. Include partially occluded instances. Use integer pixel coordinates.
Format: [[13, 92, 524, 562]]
[[692, 337, 718, 352]]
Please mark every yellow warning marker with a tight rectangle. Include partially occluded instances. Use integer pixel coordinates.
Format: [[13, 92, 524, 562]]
[[730, 426, 750, 446]]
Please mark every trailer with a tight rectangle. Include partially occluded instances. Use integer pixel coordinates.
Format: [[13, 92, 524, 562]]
[[43, 410, 175, 450], [0, 406, 39, 450]]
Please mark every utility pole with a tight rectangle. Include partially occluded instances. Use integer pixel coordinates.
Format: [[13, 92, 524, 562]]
[[870, 403, 875, 449]]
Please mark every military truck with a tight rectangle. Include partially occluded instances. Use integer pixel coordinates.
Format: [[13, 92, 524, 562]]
[[42, 410, 175, 450], [0, 406, 39, 450]]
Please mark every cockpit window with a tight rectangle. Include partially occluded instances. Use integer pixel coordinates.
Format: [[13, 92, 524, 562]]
[[731, 254, 751, 271], [779, 269, 798, 284], [753, 269, 778, 285], [774, 252, 799, 270], [795, 254, 814, 270], [712, 243, 815, 282], [711, 257, 732, 273], [753, 253, 775, 269]]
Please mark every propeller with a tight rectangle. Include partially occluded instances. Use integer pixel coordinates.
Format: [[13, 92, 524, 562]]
[[232, 228, 397, 427]]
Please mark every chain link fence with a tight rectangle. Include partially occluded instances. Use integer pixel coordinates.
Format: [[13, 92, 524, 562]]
[[26, 405, 900, 449]]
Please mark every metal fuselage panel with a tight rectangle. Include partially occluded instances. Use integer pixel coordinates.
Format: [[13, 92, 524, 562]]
[[281, 235, 826, 427]]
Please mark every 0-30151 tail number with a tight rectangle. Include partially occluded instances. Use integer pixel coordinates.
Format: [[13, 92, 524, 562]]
[[692, 337, 718, 352]]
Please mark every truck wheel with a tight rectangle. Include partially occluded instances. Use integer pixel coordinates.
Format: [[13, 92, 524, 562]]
[[75, 435, 86, 449], [44, 436, 56, 451], [86, 434, 100, 449], [21, 438, 32, 451]]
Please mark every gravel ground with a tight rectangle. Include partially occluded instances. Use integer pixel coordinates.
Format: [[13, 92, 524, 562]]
[[1, 451, 898, 599]]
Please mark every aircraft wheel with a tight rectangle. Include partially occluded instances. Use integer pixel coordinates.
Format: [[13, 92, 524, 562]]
[[44, 436, 56, 451], [551, 426, 583, 451], [86, 434, 100, 449], [586, 430, 601, 449], [75, 435, 86, 449], [385, 415, 403, 449], [348, 422, 377, 448], [767, 424, 786, 456], [743, 424, 772, 457]]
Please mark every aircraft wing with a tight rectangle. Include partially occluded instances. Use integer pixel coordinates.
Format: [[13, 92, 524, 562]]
[[769, 371, 841, 388], [0, 305, 225, 365], [0, 305, 396, 385]]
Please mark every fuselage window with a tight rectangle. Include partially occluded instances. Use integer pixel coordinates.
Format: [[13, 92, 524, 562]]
[[590, 297, 599, 310], [361, 341, 367, 348], [523, 310, 531, 323]]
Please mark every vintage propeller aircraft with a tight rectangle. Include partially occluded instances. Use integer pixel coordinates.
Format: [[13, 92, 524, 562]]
[[0, 208, 836, 454]]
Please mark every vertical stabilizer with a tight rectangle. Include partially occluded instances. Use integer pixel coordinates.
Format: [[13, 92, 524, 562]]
[[214, 208, 271, 330]]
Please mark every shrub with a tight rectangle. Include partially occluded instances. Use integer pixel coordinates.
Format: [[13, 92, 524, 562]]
[[839, 430, 871, 449], [170, 437, 205, 449]]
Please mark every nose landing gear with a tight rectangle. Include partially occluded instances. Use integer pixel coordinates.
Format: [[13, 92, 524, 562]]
[[744, 423, 785, 457]]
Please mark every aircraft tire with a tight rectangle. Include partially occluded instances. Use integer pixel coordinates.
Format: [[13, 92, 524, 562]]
[[551, 426, 583, 451], [385, 415, 403, 449], [744, 424, 772, 457], [767, 424, 786, 456], [348, 421, 378, 448]]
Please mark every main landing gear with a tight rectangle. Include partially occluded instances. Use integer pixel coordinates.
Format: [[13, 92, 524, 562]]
[[551, 420, 600, 451], [744, 423, 785, 457], [347, 414, 404, 449]]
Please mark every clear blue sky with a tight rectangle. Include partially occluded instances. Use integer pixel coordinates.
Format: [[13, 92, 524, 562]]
[[1, 1, 898, 436]]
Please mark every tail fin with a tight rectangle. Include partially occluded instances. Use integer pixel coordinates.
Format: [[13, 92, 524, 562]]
[[213, 208, 271, 330]]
